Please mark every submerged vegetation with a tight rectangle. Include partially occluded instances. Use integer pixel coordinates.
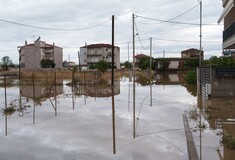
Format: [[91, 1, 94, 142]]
[[222, 135, 235, 150]]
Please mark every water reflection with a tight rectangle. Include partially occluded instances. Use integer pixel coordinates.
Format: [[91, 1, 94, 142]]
[[80, 80, 120, 98], [189, 93, 235, 160], [154, 73, 184, 84], [20, 79, 63, 104], [205, 98, 235, 160], [0, 75, 199, 160]]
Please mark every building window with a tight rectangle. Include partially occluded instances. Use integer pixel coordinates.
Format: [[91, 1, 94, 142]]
[[84, 52, 86, 55], [84, 59, 86, 63]]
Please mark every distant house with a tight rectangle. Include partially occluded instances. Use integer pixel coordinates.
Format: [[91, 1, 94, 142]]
[[181, 48, 204, 59], [19, 38, 63, 69], [155, 58, 184, 71], [134, 53, 149, 68], [79, 43, 120, 69], [67, 61, 76, 67]]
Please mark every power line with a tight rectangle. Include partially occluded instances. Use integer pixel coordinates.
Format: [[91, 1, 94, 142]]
[[167, 4, 199, 21], [134, 21, 149, 50], [136, 15, 221, 26], [115, 18, 132, 28], [152, 37, 220, 44], [0, 18, 111, 31], [137, 3, 200, 25]]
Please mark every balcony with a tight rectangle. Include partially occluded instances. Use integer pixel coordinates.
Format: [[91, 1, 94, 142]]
[[223, 21, 235, 42], [223, 0, 229, 7]]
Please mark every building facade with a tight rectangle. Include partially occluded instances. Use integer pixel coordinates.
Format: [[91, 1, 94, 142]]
[[79, 43, 120, 69], [155, 58, 184, 71], [134, 53, 149, 68], [19, 39, 63, 69], [218, 0, 235, 50], [181, 48, 204, 59]]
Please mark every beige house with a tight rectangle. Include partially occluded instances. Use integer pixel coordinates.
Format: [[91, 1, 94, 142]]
[[181, 48, 204, 59], [79, 43, 120, 69], [19, 38, 63, 69]]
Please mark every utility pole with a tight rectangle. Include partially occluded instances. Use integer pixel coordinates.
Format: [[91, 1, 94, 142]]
[[199, 2, 202, 160], [199, 0, 202, 67], [78, 51, 81, 72], [132, 13, 136, 139], [111, 15, 116, 154], [150, 37, 152, 106]]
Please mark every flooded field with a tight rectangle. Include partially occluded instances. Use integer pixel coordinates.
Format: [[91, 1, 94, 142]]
[[0, 74, 234, 160]]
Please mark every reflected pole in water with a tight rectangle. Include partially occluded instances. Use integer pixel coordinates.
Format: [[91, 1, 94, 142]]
[[32, 72, 36, 124], [132, 13, 136, 139], [111, 15, 116, 154], [72, 72, 75, 110], [127, 41, 131, 111], [4, 75, 8, 136], [54, 71, 57, 117], [149, 37, 152, 107]]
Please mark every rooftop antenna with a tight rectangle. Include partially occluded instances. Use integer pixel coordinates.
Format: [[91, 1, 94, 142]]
[[36, 36, 41, 41]]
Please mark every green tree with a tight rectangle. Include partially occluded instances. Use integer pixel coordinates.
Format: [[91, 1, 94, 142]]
[[184, 70, 197, 84], [0, 56, 14, 70], [96, 60, 109, 73], [40, 59, 55, 68], [202, 56, 235, 67], [124, 61, 132, 69], [139, 57, 155, 70], [158, 59, 170, 70], [89, 64, 96, 69], [184, 58, 199, 70]]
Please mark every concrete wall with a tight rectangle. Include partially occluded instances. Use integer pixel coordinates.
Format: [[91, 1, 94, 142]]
[[211, 68, 235, 97], [200, 67, 235, 98]]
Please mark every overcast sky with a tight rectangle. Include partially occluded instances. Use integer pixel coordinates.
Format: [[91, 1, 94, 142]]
[[0, 0, 223, 64]]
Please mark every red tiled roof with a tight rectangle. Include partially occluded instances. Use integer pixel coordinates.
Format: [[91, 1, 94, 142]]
[[81, 43, 119, 49], [135, 53, 149, 58], [181, 48, 200, 53]]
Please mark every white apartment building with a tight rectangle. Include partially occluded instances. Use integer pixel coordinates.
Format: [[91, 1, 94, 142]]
[[79, 43, 120, 69], [218, 0, 235, 50], [19, 38, 63, 69]]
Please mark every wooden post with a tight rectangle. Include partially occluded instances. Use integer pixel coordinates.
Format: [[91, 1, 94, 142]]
[[32, 72, 36, 124], [4, 75, 8, 136], [54, 71, 57, 116]]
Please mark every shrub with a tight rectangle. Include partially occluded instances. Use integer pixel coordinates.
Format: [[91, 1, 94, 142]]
[[184, 70, 197, 84], [222, 135, 235, 149]]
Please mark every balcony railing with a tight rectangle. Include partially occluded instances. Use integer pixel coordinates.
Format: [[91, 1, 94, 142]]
[[223, 21, 235, 42], [222, 0, 229, 7]]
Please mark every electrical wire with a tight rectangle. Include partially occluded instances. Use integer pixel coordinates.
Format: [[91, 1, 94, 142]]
[[0, 18, 111, 31], [136, 15, 221, 26], [136, 3, 200, 25], [168, 4, 200, 21], [134, 21, 149, 50], [115, 18, 132, 29]]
